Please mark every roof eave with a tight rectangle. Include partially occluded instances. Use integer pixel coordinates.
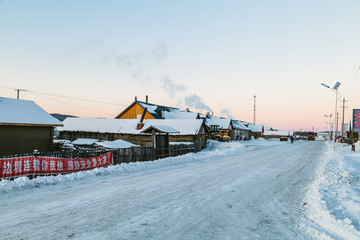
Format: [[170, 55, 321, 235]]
[[0, 122, 63, 127]]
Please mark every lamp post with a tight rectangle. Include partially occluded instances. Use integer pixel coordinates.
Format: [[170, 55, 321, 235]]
[[321, 82, 341, 150]]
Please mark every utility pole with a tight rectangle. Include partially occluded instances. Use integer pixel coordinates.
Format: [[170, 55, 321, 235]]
[[340, 98, 348, 139], [15, 89, 25, 99], [253, 95, 256, 125], [336, 112, 340, 141]]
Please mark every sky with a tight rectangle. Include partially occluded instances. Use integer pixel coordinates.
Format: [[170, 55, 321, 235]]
[[0, 0, 360, 131]]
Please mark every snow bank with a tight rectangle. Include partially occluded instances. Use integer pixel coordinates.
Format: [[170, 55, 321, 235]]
[[301, 142, 360, 239], [0, 139, 278, 192]]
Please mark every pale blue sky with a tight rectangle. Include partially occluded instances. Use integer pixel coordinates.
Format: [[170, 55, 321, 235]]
[[1, 0, 360, 131]]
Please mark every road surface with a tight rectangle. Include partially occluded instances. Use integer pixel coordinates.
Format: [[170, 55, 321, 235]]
[[0, 141, 325, 239]]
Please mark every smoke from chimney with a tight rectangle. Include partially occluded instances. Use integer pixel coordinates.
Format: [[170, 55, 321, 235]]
[[184, 94, 212, 112]]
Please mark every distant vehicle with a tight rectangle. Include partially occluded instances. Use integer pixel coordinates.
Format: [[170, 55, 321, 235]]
[[208, 125, 231, 142], [280, 137, 288, 141], [307, 135, 315, 141]]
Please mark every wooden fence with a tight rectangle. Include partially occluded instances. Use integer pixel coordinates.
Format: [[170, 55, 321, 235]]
[[0, 143, 198, 180], [170, 144, 196, 157]]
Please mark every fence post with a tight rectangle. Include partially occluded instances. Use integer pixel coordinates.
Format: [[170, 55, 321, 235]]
[[130, 147, 136, 162]]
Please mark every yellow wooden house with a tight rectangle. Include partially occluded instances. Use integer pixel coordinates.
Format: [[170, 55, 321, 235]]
[[115, 97, 179, 120]]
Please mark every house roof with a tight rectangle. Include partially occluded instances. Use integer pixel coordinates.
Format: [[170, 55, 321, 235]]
[[57, 118, 205, 135], [72, 138, 100, 146], [246, 123, 263, 133], [0, 97, 63, 127], [232, 120, 250, 131], [115, 100, 180, 119], [205, 117, 231, 130], [162, 109, 200, 119], [141, 125, 180, 134]]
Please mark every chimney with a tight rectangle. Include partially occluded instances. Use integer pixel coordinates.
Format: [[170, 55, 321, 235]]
[[135, 96, 138, 101], [146, 95, 148, 103], [137, 107, 147, 130]]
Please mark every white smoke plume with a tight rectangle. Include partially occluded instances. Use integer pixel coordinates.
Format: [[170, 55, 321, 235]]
[[104, 42, 168, 83], [221, 108, 233, 119], [184, 94, 212, 112], [161, 76, 187, 97]]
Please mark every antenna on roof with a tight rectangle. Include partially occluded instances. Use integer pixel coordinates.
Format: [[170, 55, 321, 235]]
[[16, 89, 26, 99], [146, 95, 148, 103]]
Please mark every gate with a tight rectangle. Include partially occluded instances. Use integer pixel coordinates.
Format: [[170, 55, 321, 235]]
[[154, 133, 170, 159]]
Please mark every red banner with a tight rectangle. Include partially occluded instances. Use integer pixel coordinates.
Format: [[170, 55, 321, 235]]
[[0, 152, 113, 179]]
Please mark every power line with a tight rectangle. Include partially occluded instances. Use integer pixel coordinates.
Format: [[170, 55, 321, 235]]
[[26, 91, 115, 117], [0, 86, 127, 107], [344, 52, 360, 97], [346, 66, 360, 100]]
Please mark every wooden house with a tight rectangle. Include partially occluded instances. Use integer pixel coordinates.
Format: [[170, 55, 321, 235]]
[[115, 96, 201, 120], [57, 118, 207, 152], [205, 117, 251, 141], [231, 120, 251, 140], [246, 123, 264, 139], [0, 97, 63, 155]]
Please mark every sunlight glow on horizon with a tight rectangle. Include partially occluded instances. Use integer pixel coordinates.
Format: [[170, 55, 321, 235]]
[[0, 0, 359, 132]]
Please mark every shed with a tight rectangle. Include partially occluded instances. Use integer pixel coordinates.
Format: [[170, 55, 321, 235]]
[[0, 97, 63, 155], [231, 120, 251, 140], [247, 123, 264, 139]]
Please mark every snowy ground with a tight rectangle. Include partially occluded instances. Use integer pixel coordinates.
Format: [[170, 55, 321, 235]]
[[300, 141, 360, 239], [0, 139, 359, 239]]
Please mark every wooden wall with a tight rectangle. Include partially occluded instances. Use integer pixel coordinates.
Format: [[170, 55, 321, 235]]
[[0, 126, 54, 155], [60, 131, 154, 146], [116, 103, 156, 119], [59, 131, 207, 151]]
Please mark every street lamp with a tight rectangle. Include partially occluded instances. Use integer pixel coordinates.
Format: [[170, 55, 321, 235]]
[[321, 82, 341, 150]]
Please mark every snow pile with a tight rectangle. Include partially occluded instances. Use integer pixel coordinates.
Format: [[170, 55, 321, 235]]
[[0, 139, 278, 192], [302, 142, 360, 239], [72, 138, 99, 146], [95, 139, 139, 149]]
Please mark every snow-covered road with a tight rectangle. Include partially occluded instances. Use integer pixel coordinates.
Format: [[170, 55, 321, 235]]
[[1, 141, 325, 239]]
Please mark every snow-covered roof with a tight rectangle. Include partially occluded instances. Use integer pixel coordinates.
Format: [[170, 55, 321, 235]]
[[141, 125, 180, 134], [72, 138, 100, 146], [206, 117, 231, 130], [137, 101, 179, 119], [232, 120, 250, 131], [162, 109, 199, 119], [0, 97, 63, 126], [95, 139, 139, 149], [247, 123, 263, 133], [58, 118, 204, 135], [263, 131, 293, 136]]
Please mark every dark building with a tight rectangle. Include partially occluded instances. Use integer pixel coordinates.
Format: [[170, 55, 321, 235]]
[[0, 97, 63, 155]]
